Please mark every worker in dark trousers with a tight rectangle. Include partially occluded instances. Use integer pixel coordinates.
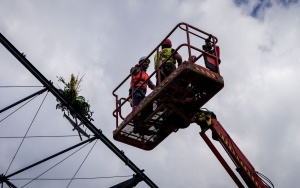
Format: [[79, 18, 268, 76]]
[[154, 39, 182, 85], [130, 56, 155, 108]]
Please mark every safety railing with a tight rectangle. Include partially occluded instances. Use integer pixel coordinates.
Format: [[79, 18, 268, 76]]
[[112, 22, 220, 127]]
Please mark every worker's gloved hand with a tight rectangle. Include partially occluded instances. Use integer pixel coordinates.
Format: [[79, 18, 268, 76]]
[[188, 55, 196, 63], [128, 97, 133, 107]]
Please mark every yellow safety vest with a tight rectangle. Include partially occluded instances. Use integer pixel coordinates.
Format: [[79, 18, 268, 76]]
[[154, 48, 176, 69]]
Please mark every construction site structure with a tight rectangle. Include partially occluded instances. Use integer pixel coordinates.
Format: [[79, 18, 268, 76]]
[[0, 22, 273, 188], [0, 32, 158, 188]]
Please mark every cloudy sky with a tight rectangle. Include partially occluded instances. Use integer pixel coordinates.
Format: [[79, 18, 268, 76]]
[[1, 0, 300, 187]]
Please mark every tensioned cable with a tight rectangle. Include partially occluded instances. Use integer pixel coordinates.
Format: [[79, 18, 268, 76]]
[[10, 175, 133, 180], [0, 93, 39, 124], [20, 139, 95, 188], [0, 135, 78, 139], [0, 86, 43, 88], [5, 91, 49, 175], [66, 139, 98, 188]]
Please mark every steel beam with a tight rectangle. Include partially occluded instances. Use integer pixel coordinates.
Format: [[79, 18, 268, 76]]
[[0, 32, 158, 188]]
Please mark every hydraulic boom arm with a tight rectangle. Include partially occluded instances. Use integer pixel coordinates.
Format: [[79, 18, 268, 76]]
[[195, 109, 273, 188]]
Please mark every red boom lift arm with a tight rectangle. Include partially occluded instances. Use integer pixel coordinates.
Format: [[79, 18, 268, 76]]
[[195, 109, 274, 188]]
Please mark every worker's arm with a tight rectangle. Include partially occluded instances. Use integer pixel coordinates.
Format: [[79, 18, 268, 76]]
[[172, 49, 182, 66], [148, 79, 155, 90], [174, 53, 182, 66]]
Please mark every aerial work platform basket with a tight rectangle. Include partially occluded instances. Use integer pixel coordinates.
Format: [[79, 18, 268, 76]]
[[112, 23, 224, 150]]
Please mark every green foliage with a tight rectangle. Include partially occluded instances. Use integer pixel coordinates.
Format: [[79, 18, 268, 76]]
[[56, 74, 94, 122]]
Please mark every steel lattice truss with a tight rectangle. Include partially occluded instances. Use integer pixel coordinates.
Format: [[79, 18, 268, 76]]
[[0, 33, 157, 188]]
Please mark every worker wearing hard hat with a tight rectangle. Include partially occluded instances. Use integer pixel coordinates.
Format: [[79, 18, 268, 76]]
[[129, 56, 155, 107], [154, 39, 182, 84]]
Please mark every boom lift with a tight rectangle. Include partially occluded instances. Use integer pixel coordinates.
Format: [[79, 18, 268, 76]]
[[112, 22, 273, 187], [195, 109, 274, 188], [112, 23, 223, 150]]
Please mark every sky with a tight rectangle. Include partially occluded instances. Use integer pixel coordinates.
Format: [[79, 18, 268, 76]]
[[0, 0, 300, 187]]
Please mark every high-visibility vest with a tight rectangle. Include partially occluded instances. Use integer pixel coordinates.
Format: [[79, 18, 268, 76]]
[[154, 48, 176, 69], [130, 69, 149, 90]]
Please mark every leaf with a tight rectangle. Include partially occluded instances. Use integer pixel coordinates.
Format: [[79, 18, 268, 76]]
[[56, 73, 94, 122]]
